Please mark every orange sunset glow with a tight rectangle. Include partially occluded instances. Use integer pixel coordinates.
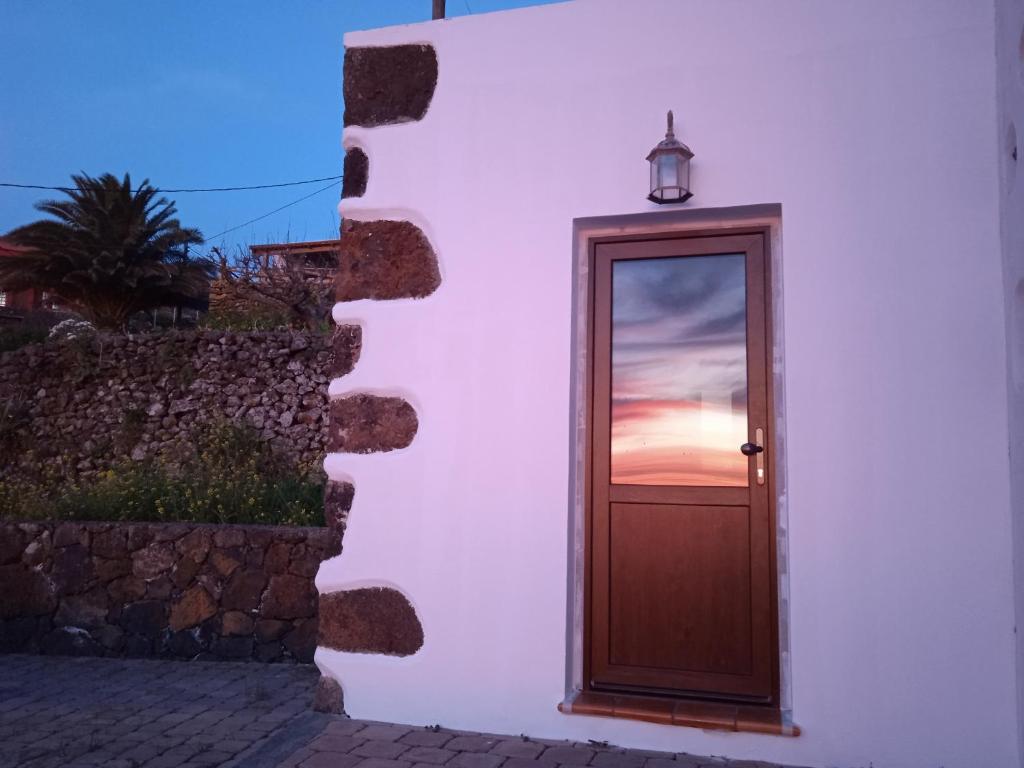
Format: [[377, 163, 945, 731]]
[[610, 254, 748, 487]]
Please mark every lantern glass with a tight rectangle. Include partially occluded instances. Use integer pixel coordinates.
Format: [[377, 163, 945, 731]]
[[659, 154, 678, 188]]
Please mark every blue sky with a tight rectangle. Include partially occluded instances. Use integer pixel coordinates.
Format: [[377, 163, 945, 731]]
[[0, 0, 562, 255]]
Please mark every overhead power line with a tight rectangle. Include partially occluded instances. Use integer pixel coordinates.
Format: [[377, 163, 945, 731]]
[[204, 179, 342, 242], [0, 175, 343, 194]]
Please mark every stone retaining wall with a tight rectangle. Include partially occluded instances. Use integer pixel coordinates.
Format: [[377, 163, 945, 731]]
[[0, 329, 358, 479], [0, 520, 340, 662]]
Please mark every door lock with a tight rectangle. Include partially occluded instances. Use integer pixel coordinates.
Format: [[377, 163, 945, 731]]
[[741, 428, 766, 485]]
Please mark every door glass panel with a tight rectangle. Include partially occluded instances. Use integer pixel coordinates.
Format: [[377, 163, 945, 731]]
[[610, 254, 748, 486]]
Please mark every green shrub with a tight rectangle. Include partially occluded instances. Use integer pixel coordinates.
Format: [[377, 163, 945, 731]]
[[0, 325, 48, 353], [0, 420, 324, 527]]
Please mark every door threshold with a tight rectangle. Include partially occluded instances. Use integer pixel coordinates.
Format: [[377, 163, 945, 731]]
[[558, 690, 800, 737]]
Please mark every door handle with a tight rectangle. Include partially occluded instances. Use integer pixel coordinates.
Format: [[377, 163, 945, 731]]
[[741, 428, 766, 485]]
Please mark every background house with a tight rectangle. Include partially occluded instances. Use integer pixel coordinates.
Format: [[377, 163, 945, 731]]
[[0, 238, 52, 316]]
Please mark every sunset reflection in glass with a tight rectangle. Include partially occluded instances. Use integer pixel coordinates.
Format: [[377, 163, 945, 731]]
[[610, 254, 748, 487]]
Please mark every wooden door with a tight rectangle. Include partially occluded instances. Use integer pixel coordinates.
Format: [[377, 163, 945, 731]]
[[587, 230, 777, 703]]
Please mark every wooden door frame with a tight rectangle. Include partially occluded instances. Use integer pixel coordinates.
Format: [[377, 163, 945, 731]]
[[579, 224, 781, 709]]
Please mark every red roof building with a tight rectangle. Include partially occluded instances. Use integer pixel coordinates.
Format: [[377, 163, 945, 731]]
[[0, 238, 45, 313]]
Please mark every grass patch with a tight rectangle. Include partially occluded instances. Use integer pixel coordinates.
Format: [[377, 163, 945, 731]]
[[0, 420, 324, 527]]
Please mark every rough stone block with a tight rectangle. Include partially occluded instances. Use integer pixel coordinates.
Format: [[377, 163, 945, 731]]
[[120, 600, 168, 638], [214, 529, 246, 548], [323, 482, 353, 558], [51, 544, 93, 593], [342, 147, 369, 198], [264, 541, 292, 574], [263, 574, 316, 620], [328, 394, 418, 454], [312, 676, 345, 715], [90, 624, 125, 651], [319, 587, 423, 656], [53, 523, 89, 549], [212, 635, 253, 659], [168, 629, 202, 658], [132, 542, 176, 580], [283, 617, 318, 662], [343, 44, 438, 127], [336, 219, 441, 301], [146, 575, 174, 600], [108, 575, 146, 604], [169, 585, 217, 631], [222, 569, 268, 612], [91, 528, 128, 560], [54, 589, 109, 629], [40, 626, 104, 656], [0, 526, 27, 564], [176, 528, 212, 562], [0, 564, 57, 618], [171, 556, 202, 589], [210, 548, 243, 577], [93, 555, 131, 583], [255, 618, 291, 643], [330, 325, 362, 379], [221, 611, 254, 636], [254, 640, 283, 662]]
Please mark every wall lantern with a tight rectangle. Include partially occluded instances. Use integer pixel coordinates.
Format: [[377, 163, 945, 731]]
[[647, 110, 694, 204]]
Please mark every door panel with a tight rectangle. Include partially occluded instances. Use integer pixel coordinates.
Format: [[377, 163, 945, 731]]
[[588, 231, 776, 704], [608, 503, 751, 675]]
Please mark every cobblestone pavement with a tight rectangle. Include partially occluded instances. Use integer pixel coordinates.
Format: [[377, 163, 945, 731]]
[[0, 655, 803, 768], [279, 719, 806, 768], [0, 654, 324, 768]]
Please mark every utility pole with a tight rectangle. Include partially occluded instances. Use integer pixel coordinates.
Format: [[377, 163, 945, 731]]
[[432, 0, 445, 19]]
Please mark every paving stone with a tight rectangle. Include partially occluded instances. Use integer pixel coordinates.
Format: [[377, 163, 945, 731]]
[[446, 735, 503, 753], [400, 730, 456, 748], [352, 759, 413, 768], [402, 745, 457, 764], [358, 723, 415, 742], [448, 751, 507, 768], [353, 739, 413, 759], [491, 739, 546, 759], [591, 753, 647, 768], [541, 746, 594, 765], [501, 758, 560, 768], [311, 733, 365, 752], [185, 751, 235, 765], [300, 753, 365, 768], [281, 747, 316, 767], [145, 757, 197, 768]]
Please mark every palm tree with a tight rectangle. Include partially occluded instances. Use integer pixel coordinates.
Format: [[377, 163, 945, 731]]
[[0, 173, 213, 330]]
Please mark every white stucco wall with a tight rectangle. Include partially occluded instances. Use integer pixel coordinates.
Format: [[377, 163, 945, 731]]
[[995, 0, 1024, 763], [317, 2, 1020, 766]]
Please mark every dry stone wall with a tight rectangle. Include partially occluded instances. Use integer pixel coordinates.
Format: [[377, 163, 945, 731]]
[[0, 520, 337, 662], [0, 329, 359, 478]]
